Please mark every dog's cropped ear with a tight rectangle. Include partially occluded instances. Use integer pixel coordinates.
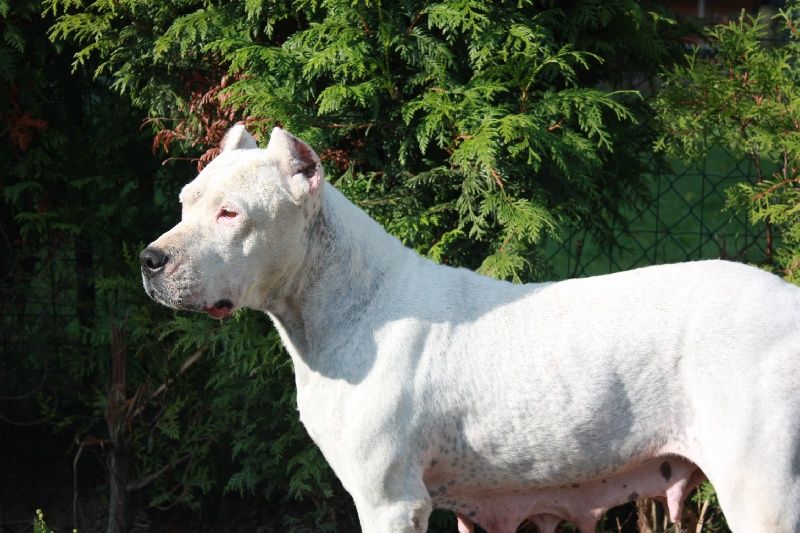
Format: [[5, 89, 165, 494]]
[[266, 127, 323, 202], [221, 123, 258, 152]]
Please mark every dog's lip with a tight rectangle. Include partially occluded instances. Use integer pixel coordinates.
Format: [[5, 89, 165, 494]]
[[207, 299, 234, 319]]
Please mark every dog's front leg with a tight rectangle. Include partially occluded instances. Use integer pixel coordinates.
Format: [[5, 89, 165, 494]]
[[347, 465, 432, 533], [355, 495, 432, 533]]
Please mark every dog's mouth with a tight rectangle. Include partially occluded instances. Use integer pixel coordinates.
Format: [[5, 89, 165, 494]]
[[207, 299, 234, 319], [142, 275, 234, 318]]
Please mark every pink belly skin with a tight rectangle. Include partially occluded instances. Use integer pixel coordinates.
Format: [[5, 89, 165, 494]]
[[440, 456, 704, 533]]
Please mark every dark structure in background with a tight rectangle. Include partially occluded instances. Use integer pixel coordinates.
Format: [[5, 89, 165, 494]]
[[668, 0, 777, 21]]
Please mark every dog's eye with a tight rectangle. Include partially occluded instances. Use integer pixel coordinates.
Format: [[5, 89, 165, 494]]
[[217, 208, 238, 221]]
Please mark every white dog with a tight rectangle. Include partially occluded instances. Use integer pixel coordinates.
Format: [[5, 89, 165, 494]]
[[141, 125, 800, 533]]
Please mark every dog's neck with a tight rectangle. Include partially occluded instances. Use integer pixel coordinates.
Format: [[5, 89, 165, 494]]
[[259, 184, 408, 378]]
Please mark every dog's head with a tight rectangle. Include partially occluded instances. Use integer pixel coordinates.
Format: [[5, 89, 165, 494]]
[[140, 125, 324, 318]]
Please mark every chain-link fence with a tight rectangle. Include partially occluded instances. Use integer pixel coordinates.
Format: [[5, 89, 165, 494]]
[[0, 234, 82, 425], [1, 235, 85, 344], [544, 147, 769, 280]]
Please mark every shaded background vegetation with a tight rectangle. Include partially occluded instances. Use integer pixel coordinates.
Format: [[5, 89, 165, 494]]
[[2, 0, 798, 532]]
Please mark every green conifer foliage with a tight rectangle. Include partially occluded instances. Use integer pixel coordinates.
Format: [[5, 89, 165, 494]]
[[47, 0, 682, 280], [655, 3, 800, 283]]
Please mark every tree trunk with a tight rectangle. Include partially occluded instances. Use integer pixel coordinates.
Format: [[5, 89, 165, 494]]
[[106, 442, 129, 533], [106, 324, 129, 533]]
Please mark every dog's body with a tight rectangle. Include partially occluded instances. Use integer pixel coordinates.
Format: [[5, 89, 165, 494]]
[[142, 126, 800, 532]]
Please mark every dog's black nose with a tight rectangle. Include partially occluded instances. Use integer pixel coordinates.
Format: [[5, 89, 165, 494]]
[[140, 246, 169, 272]]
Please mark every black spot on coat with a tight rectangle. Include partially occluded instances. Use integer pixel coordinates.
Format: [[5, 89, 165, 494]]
[[660, 461, 672, 480]]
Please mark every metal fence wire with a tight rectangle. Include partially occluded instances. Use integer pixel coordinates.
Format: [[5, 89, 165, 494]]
[[544, 146, 769, 280], [1, 239, 79, 354]]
